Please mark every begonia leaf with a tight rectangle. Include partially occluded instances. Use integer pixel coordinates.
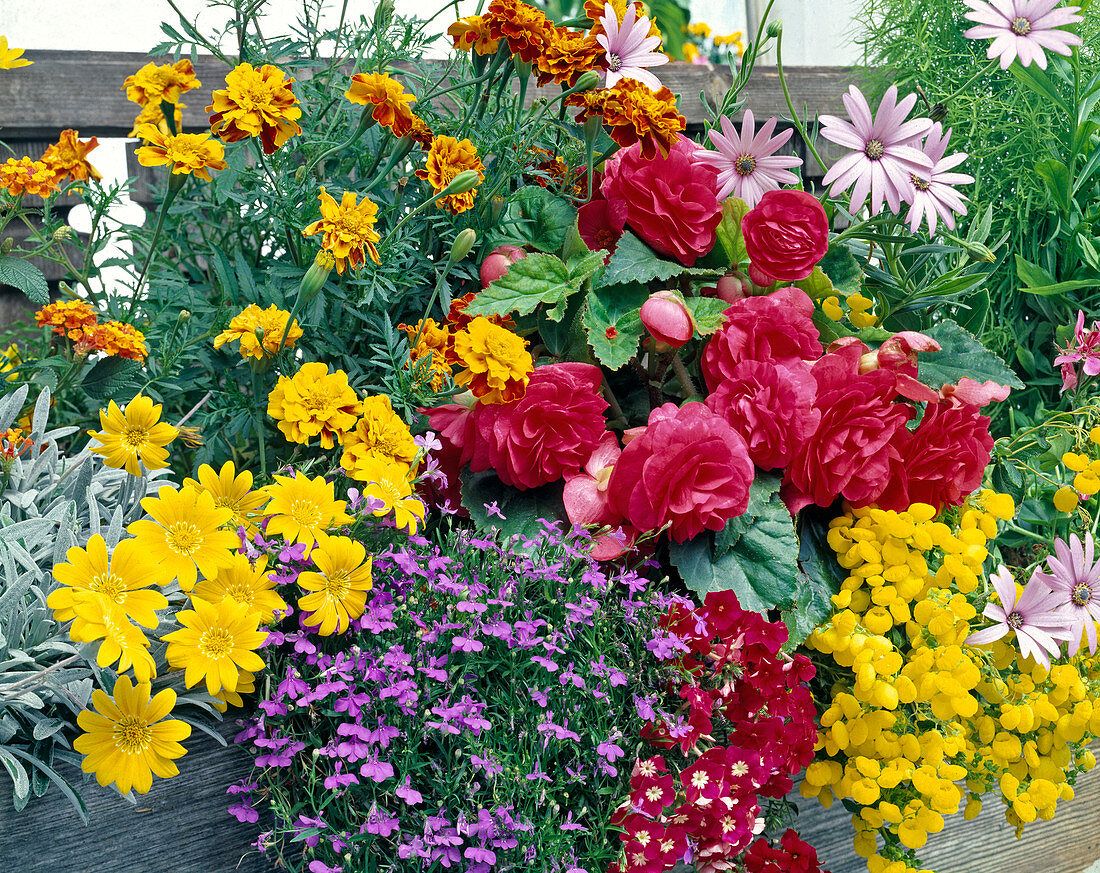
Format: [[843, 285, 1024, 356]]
[[817, 243, 863, 298], [583, 283, 648, 370], [599, 231, 719, 287], [684, 297, 729, 337], [714, 197, 750, 266], [460, 469, 567, 546], [919, 319, 1024, 391], [510, 187, 575, 254], [463, 253, 577, 322]]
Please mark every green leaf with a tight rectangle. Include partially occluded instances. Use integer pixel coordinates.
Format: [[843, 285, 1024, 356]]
[[600, 231, 717, 287], [991, 459, 1026, 505], [919, 319, 1024, 391], [1035, 159, 1071, 213], [684, 297, 729, 336], [510, 188, 576, 254], [1015, 254, 1057, 288], [80, 357, 142, 401], [714, 198, 750, 266], [583, 283, 648, 370], [1010, 62, 1072, 115], [0, 257, 49, 305], [464, 253, 577, 322], [0, 746, 30, 801], [713, 472, 781, 559], [784, 507, 845, 647], [795, 266, 834, 299], [817, 244, 862, 297], [460, 469, 567, 544]]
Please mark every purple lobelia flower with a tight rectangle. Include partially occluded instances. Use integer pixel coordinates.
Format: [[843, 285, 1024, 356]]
[[695, 110, 803, 206], [963, 0, 1083, 70], [1032, 533, 1100, 653]]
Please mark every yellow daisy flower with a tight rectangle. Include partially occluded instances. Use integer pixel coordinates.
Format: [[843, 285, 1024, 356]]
[[453, 316, 533, 405], [301, 188, 383, 274], [163, 597, 267, 695], [267, 361, 362, 449], [0, 36, 32, 70], [68, 595, 158, 682], [134, 125, 228, 182], [263, 472, 352, 549], [192, 553, 287, 625], [213, 304, 303, 361], [88, 394, 179, 477], [206, 62, 302, 154], [183, 460, 270, 535], [340, 394, 419, 482], [296, 534, 373, 636], [74, 677, 190, 796], [212, 669, 256, 713], [127, 484, 239, 592], [356, 457, 426, 535]]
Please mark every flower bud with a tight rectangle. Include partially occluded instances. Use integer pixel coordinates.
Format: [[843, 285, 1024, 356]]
[[640, 290, 694, 351], [747, 262, 775, 290], [299, 250, 336, 303], [480, 244, 526, 287], [766, 20, 783, 37], [374, 0, 395, 28], [0, 238, 12, 255], [53, 225, 72, 241], [929, 102, 947, 123], [571, 70, 601, 93], [490, 195, 505, 224], [450, 228, 477, 262], [178, 309, 191, 322], [438, 170, 481, 198], [513, 57, 533, 82], [962, 240, 996, 263], [715, 272, 750, 304], [583, 115, 603, 149]]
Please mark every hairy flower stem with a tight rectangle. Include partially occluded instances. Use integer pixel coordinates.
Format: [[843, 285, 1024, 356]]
[[669, 352, 698, 397], [125, 174, 183, 319], [775, 31, 828, 184]]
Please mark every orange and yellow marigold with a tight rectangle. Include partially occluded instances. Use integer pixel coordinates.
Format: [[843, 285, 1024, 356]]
[[207, 62, 302, 154], [135, 125, 228, 181], [214, 304, 302, 360], [344, 72, 417, 137], [0, 157, 58, 198], [267, 361, 362, 449], [447, 15, 501, 55], [40, 129, 102, 183], [453, 316, 533, 404], [416, 136, 486, 215], [340, 394, 419, 481], [122, 59, 201, 108], [301, 188, 382, 273]]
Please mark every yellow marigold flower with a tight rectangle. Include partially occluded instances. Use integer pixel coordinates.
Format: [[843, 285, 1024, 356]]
[[183, 460, 270, 535], [297, 533, 374, 635], [35, 299, 98, 341], [128, 100, 185, 139], [340, 394, 419, 481], [0, 36, 32, 69], [535, 27, 603, 86], [416, 135, 486, 215], [212, 669, 256, 713], [0, 156, 59, 197], [687, 22, 712, 38], [207, 62, 302, 155], [90, 321, 148, 360], [399, 318, 453, 391], [357, 457, 427, 534], [68, 594, 158, 682], [262, 472, 353, 548], [267, 361, 362, 449], [122, 59, 200, 107], [447, 15, 501, 55], [135, 125, 228, 182], [74, 677, 190, 795], [344, 72, 417, 137], [484, 0, 555, 63], [301, 187, 382, 274], [88, 394, 178, 477], [213, 303, 303, 360], [453, 316, 533, 404], [127, 484, 239, 592], [163, 597, 267, 695], [571, 80, 686, 161], [40, 129, 102, 184], [193, 553, 287, 625]]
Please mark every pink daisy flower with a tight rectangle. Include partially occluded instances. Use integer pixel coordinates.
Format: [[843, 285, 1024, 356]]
[[820, 85, 934, 216], [963, 0, 1083, 70], [694, 110, 803, 206], [1033, 533, 1100, 654], [906, 123, 974, 234], [965, 566, 1075, 669], [596, 2, 669, 91], [1053, 310, 1100, 393]]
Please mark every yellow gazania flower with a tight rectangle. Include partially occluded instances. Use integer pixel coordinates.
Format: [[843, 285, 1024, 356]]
[[301, 188, 382, 274], [266, 361, 362, 449], [163, 597, 267, 695], [356, 457, 427, 535], [122, 59, 200, 107], [128, 100, 185, 139], [68, 594, 158, 682], [415, 135, 486, 215], [88, 394, 179, 477], [35, 298, 98, 341], [344, 72, 417, 137], [206, 62, 303, 155], [127, 484, 239, 592], [0, 36, 32, 70], [1, 343, 20, 382], [212, 669, 256, 713], [339, 394, 419, 482], [263, 473, 352, 549], [447, 15, 501, 55], [40, 129, 102, 184], [88, 321, 148, 361], [0, 156, 58, 198], [213, 304, 303, 361], [134, 125, 228, 182], [192, 553, 287, 625], [453, 316, 533, 405], [296, 534, 373, 636], [183, 460, 270, 535], [713, 31, 745, 55], [74, 677, 190, 796]]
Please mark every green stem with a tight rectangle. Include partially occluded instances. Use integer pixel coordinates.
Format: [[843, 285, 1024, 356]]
[[250, 369, 268, 478], [302, 107, 376, 177], [126, 177, 181, 319], [775, 30, 828, 178], [937, 57, 1001, 107]]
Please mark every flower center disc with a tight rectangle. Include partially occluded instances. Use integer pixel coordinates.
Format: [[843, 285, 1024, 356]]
[[734, 154, 758, 176], [864, 139, 886, 161], [1011, 16, 1032, 36], [121, 424, 149, 450], [1007, 611, 1024, 629], [910, 172, 932, 192], [290, 499, 322, 527], [607, 53, 623, 72], [324, 568, 352, 600], [114, 714, 152, 754], [199, 627, 234, 658], [1072, 581, 1092, 607], [90, 572, 126, 602], [167, 522, 203, 556]]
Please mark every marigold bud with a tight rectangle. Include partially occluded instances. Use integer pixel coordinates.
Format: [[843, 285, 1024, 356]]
[[571, 70, 601, 93], [438, 170, 481, 198], [300, 250, 336, 303], [53, 225, 72, 241], [178, 309, 191, 322], [450, 228, 477, 262], [765, 21, 783, 37], [0, 238, 12, 255]]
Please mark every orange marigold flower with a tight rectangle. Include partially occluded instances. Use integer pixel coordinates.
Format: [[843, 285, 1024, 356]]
[[406, 114, 435, 149], [453, 316, 533, 405], [398, 319, 453, 391], [91, 321, 149, 360], [128, 101, 185, 139], [207, 62, 302, 155], [40, 130, 102, 184], [134, 125, 228, 181], [535, 27, 603, 87], [446, 292, 516, 352], [585, 0, 661, 42], [213, 304, 303, 360], [415, 136, 486, 216], [574, 80, 685, 160], [484, 0, 555, 64], [447, 15, 501, 55], [122, 59, 200, 107], [36, 299, 98, 341], [344, 72, 417, 138], [523, 146, 584, 195], [0, 157, 59, 198], [301, 187, 382, 274]]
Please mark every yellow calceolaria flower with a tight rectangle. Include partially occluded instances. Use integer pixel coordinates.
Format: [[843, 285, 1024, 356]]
[[192, 553, 287, 625], [163, 597, 268, 695], [847, 292, 878, 328], [416, 135, 486, 215], [301, 188, 382, 274], [356, 456, 427, 534], [263, 472, 353, 549], [713, 31, 745, 55], [0, 36, 32, 69], [88, 394, 179, 477], [134, 125, 228, 181], [453, 316, 533, 405], [122, 59, 200, 107], [127, 484, 239, 592], [183, 460, 270, 535], [206, 62, 302, 154], [267, 361, 362, 449], [1053, 485, 1080, 513], [687, 21, 712, 37], [822, 295, 844, 321], [0, 156, 58, 197], [344, 72, 417, 137], [296, 533, 374, 635], [74, 677, 190, 795], [40, 129, 102, 184], [213, 303, 303, 360], [340, 394, 419, 481]]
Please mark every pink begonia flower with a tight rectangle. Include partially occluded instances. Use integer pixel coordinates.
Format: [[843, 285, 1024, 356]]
[[963, 0, 1083, 70], [595, 2, 668, 90], [1032, 533, 1100, 654], [906, 123, 974, 234], [695, 110, 803, 206], [1053, 310, 1100, 393], [938, 377, 1012, 407], [820, 85, 933, 216], [965, 566, 1075, 669], [562, 433, 636, 560]]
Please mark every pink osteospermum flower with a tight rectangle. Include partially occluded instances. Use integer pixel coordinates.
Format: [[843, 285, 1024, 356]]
[[820, 85, 934, 216], [596, 2, 669, 90], [694, 110, 803, 206], [963, 0, 1083, 70], [906, 123, 974, 234], [1032, 533, 1100, 654], [965, 565, 1075, 669], [1053, 310, 1100, 393]]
